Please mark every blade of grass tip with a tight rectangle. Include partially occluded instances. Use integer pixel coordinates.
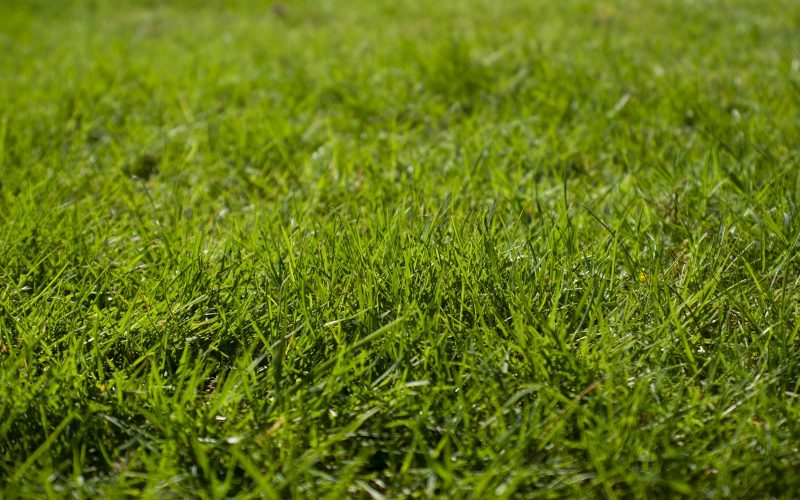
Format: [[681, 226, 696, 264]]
[[581, 203, 638, 274], [271, 322, 300, 411], [483, 198, 497, 234], [423, 192, 451, 246], [562, 168, 573, 230]]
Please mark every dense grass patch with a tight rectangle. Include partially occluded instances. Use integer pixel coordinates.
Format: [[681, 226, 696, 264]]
[[2, 0, 800, 496]]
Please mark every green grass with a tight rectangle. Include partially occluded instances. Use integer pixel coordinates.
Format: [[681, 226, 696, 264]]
[[2, 0, 800, 496]]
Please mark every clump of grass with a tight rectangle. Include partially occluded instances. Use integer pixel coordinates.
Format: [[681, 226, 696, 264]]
[[1, 0, 799, 496]]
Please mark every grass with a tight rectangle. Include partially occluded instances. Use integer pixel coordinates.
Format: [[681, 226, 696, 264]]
[[1, 0, 800, 496]]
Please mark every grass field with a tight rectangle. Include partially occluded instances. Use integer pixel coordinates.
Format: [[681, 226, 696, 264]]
[[2, 0, 800, 496]]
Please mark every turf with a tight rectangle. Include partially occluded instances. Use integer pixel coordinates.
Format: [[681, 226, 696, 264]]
[[1, 0, 800, 497]]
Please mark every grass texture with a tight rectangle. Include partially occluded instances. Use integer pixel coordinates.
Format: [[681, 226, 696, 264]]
[[2, 0, 800, 496]]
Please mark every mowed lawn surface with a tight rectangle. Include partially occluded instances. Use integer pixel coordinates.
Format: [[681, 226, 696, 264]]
[[2, 0, 800, 496]]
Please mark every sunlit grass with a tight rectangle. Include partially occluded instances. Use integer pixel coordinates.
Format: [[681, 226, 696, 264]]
[[1, 0, 799, 496]]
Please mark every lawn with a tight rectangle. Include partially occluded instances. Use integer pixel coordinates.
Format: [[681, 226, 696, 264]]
[[1, 0, 800, 496]]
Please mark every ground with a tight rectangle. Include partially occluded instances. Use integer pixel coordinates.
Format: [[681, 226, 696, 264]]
[[1, 0, 800, 497]]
